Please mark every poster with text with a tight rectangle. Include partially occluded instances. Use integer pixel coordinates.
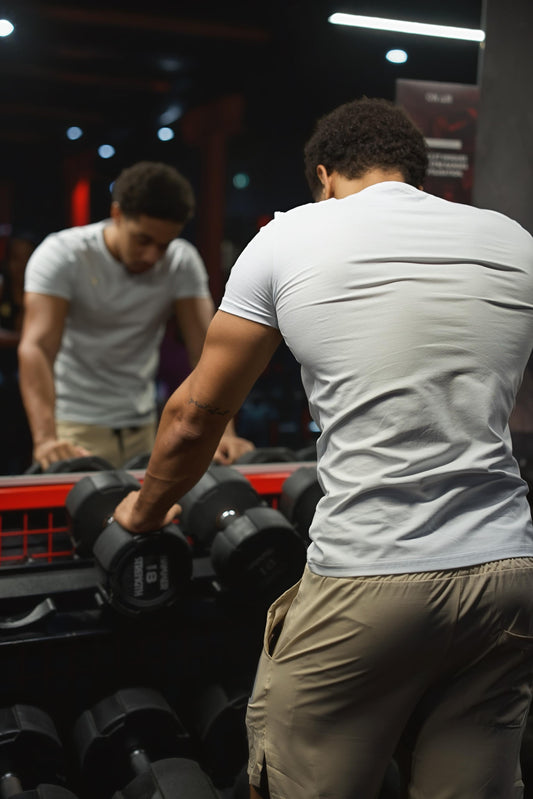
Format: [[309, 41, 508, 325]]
[[396, 79, 479, 204]]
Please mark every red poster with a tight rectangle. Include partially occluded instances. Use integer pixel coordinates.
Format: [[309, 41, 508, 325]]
[[395, 79, 479, 204]]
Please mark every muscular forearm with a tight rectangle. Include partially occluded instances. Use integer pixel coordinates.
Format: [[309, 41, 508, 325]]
[[18, 342, 57, 446], [128, 379, 230, 531]]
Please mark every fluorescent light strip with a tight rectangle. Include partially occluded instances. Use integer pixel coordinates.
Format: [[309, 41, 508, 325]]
[[425, 138, 462, 150], [329, 13, 485, 42]]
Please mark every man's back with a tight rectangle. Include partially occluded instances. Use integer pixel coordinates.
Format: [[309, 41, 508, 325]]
[[221, 182, 533, 574]]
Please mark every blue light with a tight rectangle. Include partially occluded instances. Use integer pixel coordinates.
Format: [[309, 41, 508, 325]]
[[66, 126, 83, 141], [0, 19, 14, 37], [98, 144, 115, 159], [159, 104, 183, 126], [233, 173, 250, 190], [157, 127, 175, 142], [386, 49, 408, 64]]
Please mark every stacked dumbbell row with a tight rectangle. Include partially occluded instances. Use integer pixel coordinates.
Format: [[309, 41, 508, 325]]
[[64, 464, 308, 618], [0, 462, 319, 631], [0, 680, 404, 799], [0, 683, 252, 799]]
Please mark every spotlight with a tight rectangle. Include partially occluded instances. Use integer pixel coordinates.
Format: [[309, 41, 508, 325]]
[[98, 144, 115, 159]]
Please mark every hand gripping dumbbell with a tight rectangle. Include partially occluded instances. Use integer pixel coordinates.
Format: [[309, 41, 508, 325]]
[[65, 470, 192, 617], [179, 465, 307, 603], [0, 704, 79, 797], [72, 687, 219, 799], [279, 465, 323, 544]]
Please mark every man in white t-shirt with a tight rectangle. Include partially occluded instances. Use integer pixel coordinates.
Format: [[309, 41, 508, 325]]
[[18, 161, 253, 469], [113, 101, 533, 797]]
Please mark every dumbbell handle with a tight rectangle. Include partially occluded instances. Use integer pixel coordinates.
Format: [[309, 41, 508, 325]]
[[0, 772, 23, 798], [129, 747, 152, 777], [217, 509, 239, 528]]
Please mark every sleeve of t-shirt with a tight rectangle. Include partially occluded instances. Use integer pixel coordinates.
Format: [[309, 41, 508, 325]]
[[24, 232, 76, 300], [219, 219, 278, 329], [170, 240, 211, 299]]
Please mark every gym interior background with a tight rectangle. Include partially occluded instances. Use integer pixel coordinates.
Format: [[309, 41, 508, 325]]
[[0, 1, 533, 796], [4, 0, 527, 473]]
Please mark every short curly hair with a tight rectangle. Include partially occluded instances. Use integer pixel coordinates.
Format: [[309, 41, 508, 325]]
[[112, 161, 195, 223], [304, 98, 428, 199]]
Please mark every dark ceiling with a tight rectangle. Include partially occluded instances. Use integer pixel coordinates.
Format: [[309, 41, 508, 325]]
[[0, 0, 484, 231]]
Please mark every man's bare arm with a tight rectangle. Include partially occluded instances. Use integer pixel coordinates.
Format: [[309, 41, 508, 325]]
[[174, 296, 255, 463], [113, 311, 282, 533], [18, 292, 89, 468]]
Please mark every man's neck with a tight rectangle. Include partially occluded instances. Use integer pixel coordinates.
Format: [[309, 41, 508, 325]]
[[328, 168, 406, 199]]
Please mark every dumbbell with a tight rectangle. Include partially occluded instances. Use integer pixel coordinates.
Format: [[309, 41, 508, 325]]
[[189, 682, 250, 788], [72, 687, 219, 799], [179, 465, 307, 603], [0, 704, 78, 797], [65, 470, 192, 617], [278, 466, 323, 544], [24, 456, 114, 475], [234, 446, 297, 464]]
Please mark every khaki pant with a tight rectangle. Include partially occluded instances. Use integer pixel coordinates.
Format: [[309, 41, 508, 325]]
[[247, 559, 533, 799], [56, 419, 157, 469]]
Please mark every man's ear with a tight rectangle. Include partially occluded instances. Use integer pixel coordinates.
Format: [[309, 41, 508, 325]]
[[110, 201, 122, 223], [316, 165, 334, 200]]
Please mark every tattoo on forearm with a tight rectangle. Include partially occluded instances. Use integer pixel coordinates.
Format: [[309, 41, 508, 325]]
[[188, 398, 230, 416]]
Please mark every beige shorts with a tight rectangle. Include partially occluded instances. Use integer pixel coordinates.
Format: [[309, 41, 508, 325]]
[[246, 559, 533, 799], [56, 419, 157, 469]]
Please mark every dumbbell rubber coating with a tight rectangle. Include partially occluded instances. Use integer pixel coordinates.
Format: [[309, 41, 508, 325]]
[[66, 471, 192, 616], [180, 465, 307, 602], [73, 688, 218, 799], [0, 705, 77, 797], [279, 466, 323, 543]]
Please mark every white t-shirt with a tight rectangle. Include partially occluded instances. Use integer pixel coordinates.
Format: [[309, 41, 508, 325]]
[[25, 220, 210, 427], [220, 182, 533, 575]]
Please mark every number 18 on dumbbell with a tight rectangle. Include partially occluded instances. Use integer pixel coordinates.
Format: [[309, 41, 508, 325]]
[[65, 471, 193, 617]]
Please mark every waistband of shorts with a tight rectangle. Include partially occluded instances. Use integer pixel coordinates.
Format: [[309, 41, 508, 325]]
[[307, 557, 533, 584]]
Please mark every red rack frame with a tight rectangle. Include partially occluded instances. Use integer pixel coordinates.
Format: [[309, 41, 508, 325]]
[[0, 464, 301, 567]]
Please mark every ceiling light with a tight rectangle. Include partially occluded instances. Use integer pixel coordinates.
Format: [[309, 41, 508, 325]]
[[66, 126, 83, 141], [233, 173, 250, 190], [0, 19, 14, 37], [98, 144, 115, 159], [329, 13, 485, 42], [157, 127, 175, 142], [159, 104, 183, 126], [386, 49, 408, 63]]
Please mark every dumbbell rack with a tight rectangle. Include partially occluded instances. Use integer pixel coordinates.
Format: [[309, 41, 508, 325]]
[[0, 464, 299, 618], [0, 464, 302, 712], [0, 463, 313, 797]]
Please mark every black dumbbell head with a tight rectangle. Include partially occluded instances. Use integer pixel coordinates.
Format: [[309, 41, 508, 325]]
[[93, 520, 192, 616], [73, 687, 191, 798], [0, 705, 67, 792], [235, 447, 297, 464], [211, 506, 306, 601], [279, 466, 323, 543], [192, 684, 250, 788], [179, 466, 260, 548], [65, 470, 142, 557]]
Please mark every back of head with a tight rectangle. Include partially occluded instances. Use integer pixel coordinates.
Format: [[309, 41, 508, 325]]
[[304, 97, 428, 199], [112, 161, 195, 224]]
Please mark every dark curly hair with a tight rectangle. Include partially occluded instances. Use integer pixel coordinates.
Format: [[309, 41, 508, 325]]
[[304, 98, 428, 199], [112, 161, 195, 223]]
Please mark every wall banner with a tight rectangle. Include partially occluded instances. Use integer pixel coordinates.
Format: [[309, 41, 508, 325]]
[[395, 79, 480, 204]]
